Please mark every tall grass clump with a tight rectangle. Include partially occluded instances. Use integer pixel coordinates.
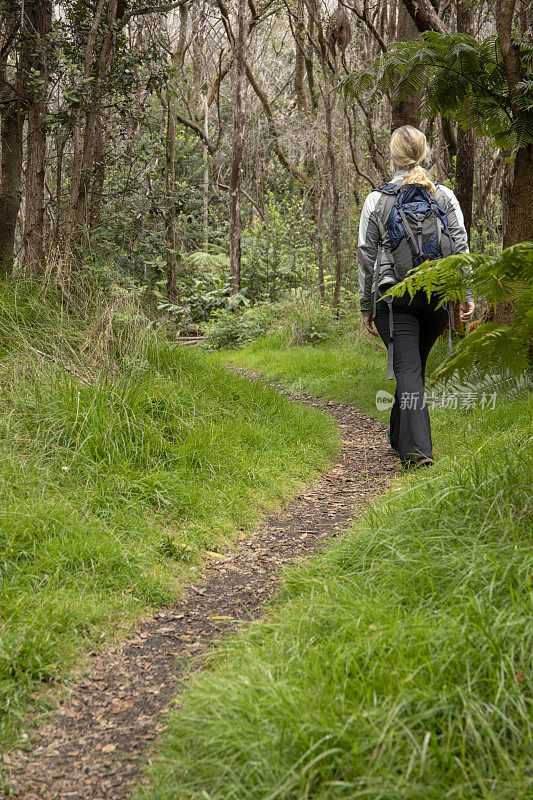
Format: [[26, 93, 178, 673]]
[[0, 279, 339, 753], [139, 357, 532, 799]]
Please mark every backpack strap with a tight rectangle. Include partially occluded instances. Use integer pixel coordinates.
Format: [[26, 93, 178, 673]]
[[395, 201, 424, 265], [373, 183, 401, 377], [447, 299, 455, 355], [371, 244, 383, 320], [384, 295, 395, 380], [376, 182, 401, 196]]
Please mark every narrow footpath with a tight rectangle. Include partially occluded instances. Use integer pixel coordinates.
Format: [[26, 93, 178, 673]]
[[5, 371, 398, 800]]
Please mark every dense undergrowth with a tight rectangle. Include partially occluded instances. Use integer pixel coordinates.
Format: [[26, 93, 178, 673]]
[[0, 282, 339, 753], [139, 335, 533, 800]]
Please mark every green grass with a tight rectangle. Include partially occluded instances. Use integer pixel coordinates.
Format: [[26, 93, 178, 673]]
[[139, 335, 533, 800], [0, 283, 339, 754], [221, 327, 388, 418]]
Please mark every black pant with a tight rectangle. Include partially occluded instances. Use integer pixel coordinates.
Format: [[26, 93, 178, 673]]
[[373, 289, 449, 464]]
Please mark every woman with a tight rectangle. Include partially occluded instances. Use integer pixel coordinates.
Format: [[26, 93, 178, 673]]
[[358, 125, 475, 468]]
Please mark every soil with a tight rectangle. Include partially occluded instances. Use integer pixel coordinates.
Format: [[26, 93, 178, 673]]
[[4, 370, 398, 800]]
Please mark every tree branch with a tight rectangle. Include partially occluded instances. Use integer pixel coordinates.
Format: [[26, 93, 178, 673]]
[[339, 0, 387, 53], [175, 109, 216, 152], [401, 0, 449, 35], [244, 61, 309, 182]]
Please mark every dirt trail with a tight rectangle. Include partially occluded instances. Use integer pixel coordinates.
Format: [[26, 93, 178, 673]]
[[5, 371, 398, 800]]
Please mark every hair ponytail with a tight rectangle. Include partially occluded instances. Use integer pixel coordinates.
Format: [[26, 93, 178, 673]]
[[403, 164, 436, 195], [390, 125, 436, 194]]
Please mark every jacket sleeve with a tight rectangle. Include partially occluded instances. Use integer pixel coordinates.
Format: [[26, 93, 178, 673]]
[[358, 194, 382, 316], [438, 187, 475, 303]]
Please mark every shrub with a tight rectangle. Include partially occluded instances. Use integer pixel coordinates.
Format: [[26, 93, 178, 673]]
[[205, 296, 346, 350], [204, 302, 285, 350]]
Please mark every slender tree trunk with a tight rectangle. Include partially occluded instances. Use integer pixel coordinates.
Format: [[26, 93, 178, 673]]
[[495, 0, 532, 247], [65, 0, 106, 244], [65, 0, 121, 246], [165, 85, 178, 301], [53, 136, 67, 245], [314, 189, 325, 300], [305, 13, 318, 111], [165, 2, 188, 302], [22, 0, 52, 273], [203, 94, 209, 249], [0, 8, 31, 275], [229, 0, 248, 295], [492, 0, 531, 327], [323, 70, 343, 307], [294, 0, 308, 115], [0, 103, 24, 275], [306, 1, 343, 306], [454, 1, 475, 243], [454, 127, 475, 241]]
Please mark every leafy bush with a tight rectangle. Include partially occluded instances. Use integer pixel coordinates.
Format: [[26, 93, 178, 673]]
[[205, 296, 346, 350], [241, 195, 317, 301], [204, 302, 284, 350]]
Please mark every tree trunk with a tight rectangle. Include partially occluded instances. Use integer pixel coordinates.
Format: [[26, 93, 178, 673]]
[[165, 86, 178, 301], [454, 127, 475, 241], [0, 7, 32, 275], [294, 0, 308, 115], [65, 0, 106, 243], [203, 94, 209, 249], [21, 0, 52, 273], [454, 1, 475, 243], [401, 0, 449, 35], [0, 104, 24, 276], [495, 0, 530, 248], [229, 0, 248, 295], [323, 72, 343, 307], [391, 3, 421, 129], [492, 0, 531, 327], [65, 0, 120, 246], [503, 144, 533, 247], [165, 2, 188, 302]]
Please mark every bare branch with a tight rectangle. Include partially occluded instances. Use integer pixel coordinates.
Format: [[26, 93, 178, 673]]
[[244, 61, 309, 182]]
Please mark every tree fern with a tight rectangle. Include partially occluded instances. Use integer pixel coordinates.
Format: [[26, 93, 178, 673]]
[[342, 32, 533, 148], [383, 243, 533, 380]]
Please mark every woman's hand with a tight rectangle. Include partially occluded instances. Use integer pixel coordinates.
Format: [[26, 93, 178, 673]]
[[363, 315, 379, 337], [459, 301, 475, 323]]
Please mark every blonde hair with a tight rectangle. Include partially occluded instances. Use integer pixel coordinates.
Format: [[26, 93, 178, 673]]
[[390, 125, 436, 195]]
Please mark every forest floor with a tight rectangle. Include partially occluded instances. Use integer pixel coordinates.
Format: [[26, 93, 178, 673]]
[[5, 370, 397, 800]]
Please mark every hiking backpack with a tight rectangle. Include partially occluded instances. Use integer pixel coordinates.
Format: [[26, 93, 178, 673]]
[[371, 182, 456, 380]]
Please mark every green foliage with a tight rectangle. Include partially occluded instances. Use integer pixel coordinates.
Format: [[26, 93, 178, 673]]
[[138, 347, 533, 800], [0, 280, 338, 752], [344, 32, 533, 147], [204, 302, 285, 350], [384, 242, 533, 379], [205, 296, 351, 351], [154, 278, 248, 330], [241, 195, 318, 301]]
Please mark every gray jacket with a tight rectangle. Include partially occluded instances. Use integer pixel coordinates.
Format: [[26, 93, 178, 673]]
[[357, 172, 474, 316]]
